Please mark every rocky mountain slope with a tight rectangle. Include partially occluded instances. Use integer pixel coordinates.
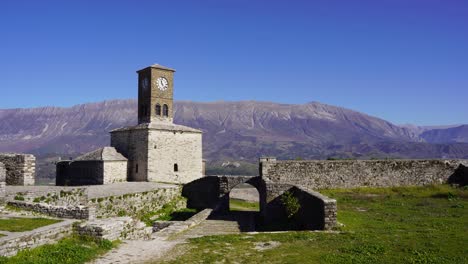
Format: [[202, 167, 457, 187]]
[[1, 100, 467, 163], [420, 125, 468, 144]]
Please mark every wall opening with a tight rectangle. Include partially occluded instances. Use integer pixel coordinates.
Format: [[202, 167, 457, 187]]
[[229, 183, 260, 212], [163, 104, 169, 117], [174, 163, 178, 172], [135, 164, 138, 173], [155, 104, 161, 116]]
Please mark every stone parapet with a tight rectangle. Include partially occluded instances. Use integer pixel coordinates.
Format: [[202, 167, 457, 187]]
[[260, 158, 468, 189]]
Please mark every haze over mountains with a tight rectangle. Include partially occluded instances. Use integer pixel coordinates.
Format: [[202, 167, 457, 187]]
[[1, 99, 467, 164]]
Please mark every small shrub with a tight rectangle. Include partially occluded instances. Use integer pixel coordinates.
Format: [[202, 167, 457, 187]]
[[14, 195, 25, 201], [280, 191, 300, 219], [117, 210, 127, 217]]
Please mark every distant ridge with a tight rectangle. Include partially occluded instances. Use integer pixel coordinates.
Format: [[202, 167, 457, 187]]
[[0, 99, 467, 161]]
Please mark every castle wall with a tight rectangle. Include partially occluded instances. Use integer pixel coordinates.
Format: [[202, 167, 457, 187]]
[[111, 129, 148, 181], [147, 129, 202, 183], [260, 158, 468, 189], [0, 153, 35, 185]]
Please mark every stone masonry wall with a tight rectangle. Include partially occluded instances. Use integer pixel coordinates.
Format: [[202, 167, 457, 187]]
[[111, 129, 148, 182], [0, 220, 75, 257], [260, 158, 468, 189], [0, 153, 35, 185], [103, 161, 128, 184], [148, 129, 202, 184], [262, 183, 337, 230], [8, 201, 94, 219], [7, 187, 87, 206], [89, 187, 182, 218], [0, 162, 5, 204]]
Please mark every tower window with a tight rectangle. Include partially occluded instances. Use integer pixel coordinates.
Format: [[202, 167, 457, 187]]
[[163, 104, 169, 117], [155, 104, 161, 116], [174, 163, 178, 172], [135, 164, 138, 173]]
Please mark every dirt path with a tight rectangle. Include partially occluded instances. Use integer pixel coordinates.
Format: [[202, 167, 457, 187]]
[[90, 211, 257, 264]]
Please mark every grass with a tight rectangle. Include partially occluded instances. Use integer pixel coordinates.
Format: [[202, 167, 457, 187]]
[[0, 235, 118, 264], [160, 185, 468, 264], [230, 198, 260, 211], [139, 197, 198, 226], [0, 218, 62, 232]]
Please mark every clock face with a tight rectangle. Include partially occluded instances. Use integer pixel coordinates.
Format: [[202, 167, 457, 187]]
[[157, 77, 168, 91], [141, 77, 149, 90]]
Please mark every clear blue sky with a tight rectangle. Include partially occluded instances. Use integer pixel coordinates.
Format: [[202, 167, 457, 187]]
[[1, 0, 467, 125]]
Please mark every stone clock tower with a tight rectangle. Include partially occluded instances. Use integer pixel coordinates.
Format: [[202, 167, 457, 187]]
[[137, 64, 175, 124], [109, 64, 204, 184]]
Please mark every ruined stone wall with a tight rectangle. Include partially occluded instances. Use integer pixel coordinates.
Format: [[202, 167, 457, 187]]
[[260, 158, 468, 189], [8, 201, 94, 219], [0, 162, 5, 204], [89, 187, 182, 218], [261, 183, 337, 230], [111, 129, 148, 181], [0, 220, 75, 257], [6, 186, 88, 206], [0, 153, 35, 185], [147, 129, 202, 183]]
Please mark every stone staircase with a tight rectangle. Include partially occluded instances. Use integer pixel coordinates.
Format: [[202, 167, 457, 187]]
[[172, 211, 257, 240]]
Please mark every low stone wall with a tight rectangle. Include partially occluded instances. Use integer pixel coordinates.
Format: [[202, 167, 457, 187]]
[[0, 153, 35, 186], [6, 183, 183, 220], [89, 187, 182, 218], [6, 186, 87, 206], [260, 158, 468, 189], [8, 201, 94, 220], [0, 220, 75, 257], [75, 217, 152, 241]]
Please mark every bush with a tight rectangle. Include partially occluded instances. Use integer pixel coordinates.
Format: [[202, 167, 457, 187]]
[[281, 191, 300, 219], [14, 195, 25, 201]]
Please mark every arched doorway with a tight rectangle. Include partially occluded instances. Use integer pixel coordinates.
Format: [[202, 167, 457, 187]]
[[229, 183, 260, 212]]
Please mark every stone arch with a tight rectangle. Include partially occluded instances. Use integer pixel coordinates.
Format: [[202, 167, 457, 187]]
[[182, 175, 266, 213], [217, 176, 266, 213]]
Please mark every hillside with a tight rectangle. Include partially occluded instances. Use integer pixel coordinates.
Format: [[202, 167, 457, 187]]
[[1, 99, 468, 180]]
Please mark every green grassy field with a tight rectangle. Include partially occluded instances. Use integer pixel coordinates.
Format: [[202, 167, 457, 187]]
[[230, 198, 260, 211], [0, 217, 62, 232], [162, 185, 467, 264], [0, 235, 118, 264]]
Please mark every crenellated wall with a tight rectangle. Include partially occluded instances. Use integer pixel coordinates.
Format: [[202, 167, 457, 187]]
[[260, 158, 468, 189]]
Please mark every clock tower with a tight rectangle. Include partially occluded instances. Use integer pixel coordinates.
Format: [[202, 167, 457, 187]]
[[137, 64, 175, 124]]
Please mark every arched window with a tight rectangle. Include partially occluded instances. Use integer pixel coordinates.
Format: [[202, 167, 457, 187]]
[[174, 163, 178, 172], [163, 104, 169, 117], [155, 104, 161, 116]]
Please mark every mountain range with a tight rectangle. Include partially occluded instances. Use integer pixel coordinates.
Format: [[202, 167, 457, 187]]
[[1, 99, 467, 180]]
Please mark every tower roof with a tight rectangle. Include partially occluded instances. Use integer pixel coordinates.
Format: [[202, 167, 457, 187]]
[[137, 64, 175, 73], [74, 147, 127, 161]]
